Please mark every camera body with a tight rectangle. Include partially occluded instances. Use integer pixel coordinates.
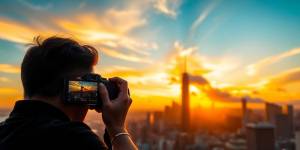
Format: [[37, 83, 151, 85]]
[[63, 73, 119, 109]]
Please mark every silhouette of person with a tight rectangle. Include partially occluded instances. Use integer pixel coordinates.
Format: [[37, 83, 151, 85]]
[[0, 37, 137, 150]]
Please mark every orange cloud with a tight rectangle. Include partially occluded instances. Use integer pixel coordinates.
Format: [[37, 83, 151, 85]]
[[100, 47, 153, 63], [0, 88, 18, 95], [0, 7, 156, 63], [95, 42, 245, 104], [97, 66, 147, 77], [0, 77, 10, 82], [246, 48, 300, 76], [240, 67, 300, 103], [154, 0, 180, 17], [0, 64, 20, 74], [265, 67, 300, 88], [0, 18, 36, 43]]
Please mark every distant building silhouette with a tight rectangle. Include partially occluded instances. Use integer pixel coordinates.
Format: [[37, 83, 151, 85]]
[[164, 101, 181, 129], [265, 102, 294, 140], [246, 123, 275, 150], [296, 131, 300, 150], [241, 98, 248, 132], [265, 102, 282, 124], [287, 105, 295, 138], [181, 72, 190, 132]]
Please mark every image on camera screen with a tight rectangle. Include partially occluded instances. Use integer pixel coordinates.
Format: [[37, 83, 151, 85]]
[[67, 80, 98, 104]]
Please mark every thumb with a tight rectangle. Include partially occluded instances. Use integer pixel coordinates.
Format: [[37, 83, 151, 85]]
[[98, 83, 110, 106]]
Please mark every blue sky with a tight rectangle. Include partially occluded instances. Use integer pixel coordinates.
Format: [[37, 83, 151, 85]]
[[0, 0, 300, 109]]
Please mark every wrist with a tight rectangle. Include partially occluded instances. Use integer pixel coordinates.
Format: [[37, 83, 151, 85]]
[[106, 126, 127, 138]]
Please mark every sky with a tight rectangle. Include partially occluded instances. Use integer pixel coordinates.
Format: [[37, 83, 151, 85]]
[[0, 0, 300, 111]]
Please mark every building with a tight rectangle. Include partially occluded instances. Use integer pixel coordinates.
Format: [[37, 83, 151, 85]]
[[265, 103, 294, 140], [296, 131, 300, 150], [246, 123, 275, 150], [265, 102, 282, 124], [181, 72, 190, 132], [153, 111, 164, 133], [287, 105, 295, 138], [275, 114, 291, 140], [225, 136, 247, 150], [241, 98, 248, 132], [164, 101, 181, 129]]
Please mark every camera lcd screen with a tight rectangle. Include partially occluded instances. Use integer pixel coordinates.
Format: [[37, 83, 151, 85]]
[[67, 80, 98, 105]]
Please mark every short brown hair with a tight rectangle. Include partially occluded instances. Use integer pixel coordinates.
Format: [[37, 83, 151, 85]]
[[21, 36, 98, 97]]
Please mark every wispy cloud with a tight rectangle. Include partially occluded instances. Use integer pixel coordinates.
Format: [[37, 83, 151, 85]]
[[0, 4, 156, 63], [18, 0, 52, 11], [96, 41, 245, 102], [245, 67, 300, 103], [0, 18, 37, 43], [246, 48, 300, 76], [0, 77, 10, 82], [100, 47, 153, 63], [266, 67, 300, 88], [154, 0, 180, 18], [190, 1, 219, 33], [0, 64, 20, 74]]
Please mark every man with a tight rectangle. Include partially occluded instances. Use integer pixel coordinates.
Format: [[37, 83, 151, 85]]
[[0, 37, 137, 150]]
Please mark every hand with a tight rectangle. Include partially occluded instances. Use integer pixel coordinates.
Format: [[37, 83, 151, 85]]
[[98, 77, 132, 137]]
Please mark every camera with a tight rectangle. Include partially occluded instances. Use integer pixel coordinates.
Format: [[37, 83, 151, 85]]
[[63, 73, 119, 109]]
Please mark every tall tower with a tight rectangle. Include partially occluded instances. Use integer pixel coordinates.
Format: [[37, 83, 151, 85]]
[[242, 98, 248, 132], [181, 72, 190, 132]]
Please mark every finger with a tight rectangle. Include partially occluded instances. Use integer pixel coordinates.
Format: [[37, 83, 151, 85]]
[[109, 77, 124, 85], [95, 107, 102, 113], [98, 83, 110, 106], [109, 77, 128, 97]]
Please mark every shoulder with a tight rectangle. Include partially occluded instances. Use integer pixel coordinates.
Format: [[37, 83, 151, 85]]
[[44, 120, 108, 150]]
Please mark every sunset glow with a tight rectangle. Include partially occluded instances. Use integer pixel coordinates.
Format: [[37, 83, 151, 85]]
[[0, 0, 300, 112]]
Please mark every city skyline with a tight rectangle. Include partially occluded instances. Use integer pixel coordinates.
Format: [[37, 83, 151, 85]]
[[0, 0, 300, 111]]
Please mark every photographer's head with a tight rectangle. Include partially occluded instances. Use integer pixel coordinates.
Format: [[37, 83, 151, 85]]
[[21, 36, 98, 121]]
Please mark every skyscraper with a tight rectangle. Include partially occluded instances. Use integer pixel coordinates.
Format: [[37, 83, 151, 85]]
[[246, 123, 275, 150], [241, 98, 248, 132], [265, 102, 282, 124], [181, 72, 190, 132], [287, 105, 295, 138], [265, 103, 295, 140]]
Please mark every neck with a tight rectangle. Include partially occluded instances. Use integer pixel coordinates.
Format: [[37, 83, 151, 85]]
[[25, 96, 88, 122]]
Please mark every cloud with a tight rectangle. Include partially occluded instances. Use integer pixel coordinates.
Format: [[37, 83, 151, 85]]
[[96, 65, 146, 77], [0, 77, 10, 82], [0, 18, 37, 43], [0, 64, 20, 74], [94, 40, 262, 104], [189, 74, 209, 85], [100, 47, 153, 63], [18, 0, 53, 11], [0, 4, 156, 63], [154, 0, 180, 18], [266, 67, 300, 88], [164, 42, 209, 76], [104, 8, 147, 33], [0, 88, 18, 95], [53, 10, 156, 62], [190, 1, 219, 33], [189, 74, 263, 103], [246, 48, 300, 76]]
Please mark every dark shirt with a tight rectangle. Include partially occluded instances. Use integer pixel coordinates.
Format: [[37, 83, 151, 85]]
[[0, 100, 108, 150]]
